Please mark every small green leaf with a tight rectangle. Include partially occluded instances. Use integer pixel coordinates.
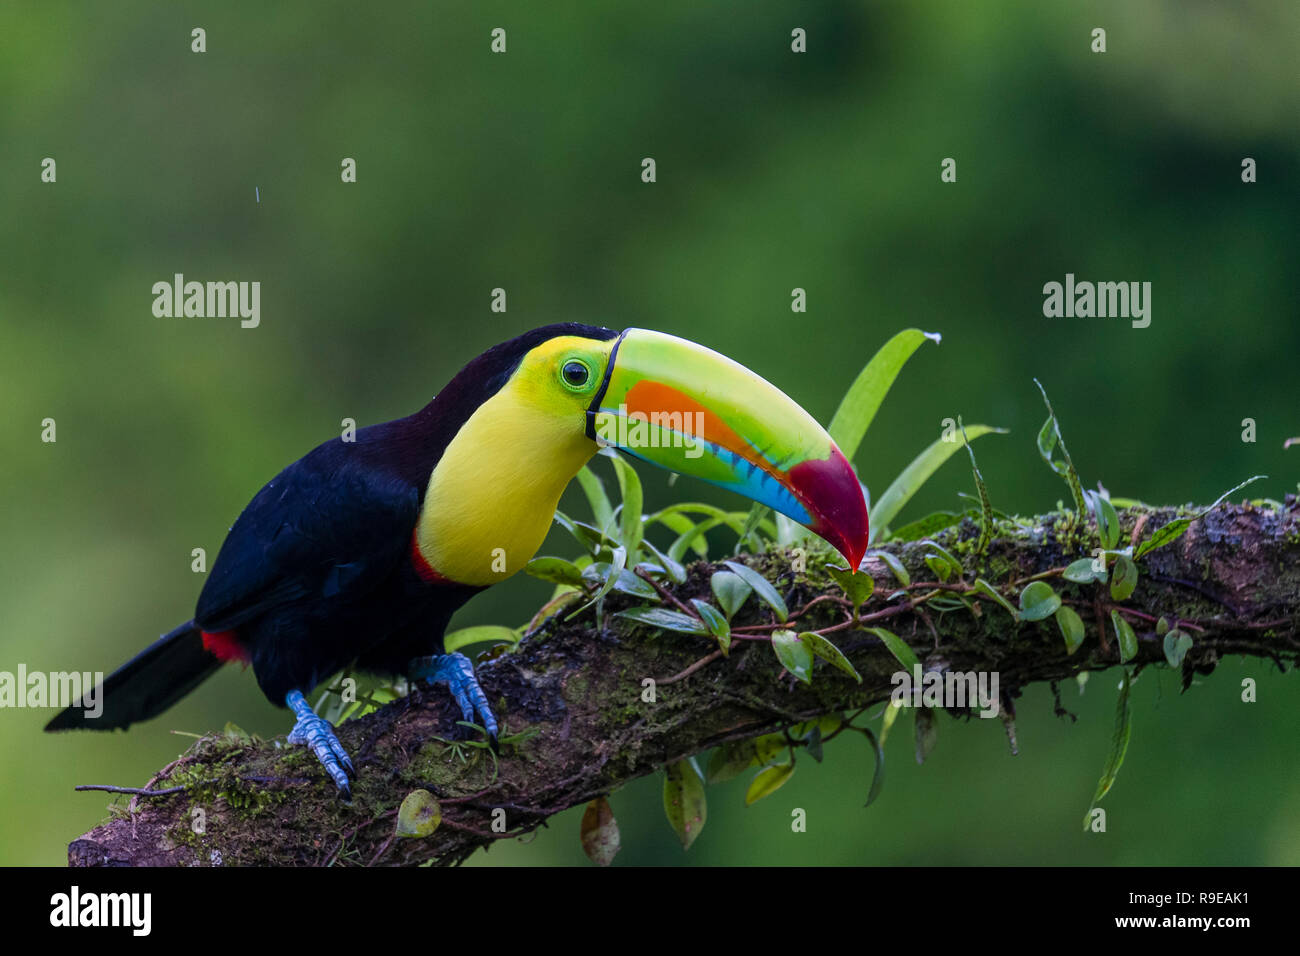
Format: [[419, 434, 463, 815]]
[[920, 539, 963, 582], [668, 515, 730, 562], [1064, 557, 1107, 584], [1055, 605, 1086, 655], [395, 789, 442, 838], [581, 562, 659, 600], [924, 556, 949, 582], [799, 631, 862, 683], [609, 454, 644, 560], [659, 511, 709, 560], [754, 732, 789, 767], [959, 418, 994, 555], [870, 549, 910, 586], [663, 758, 707, 850], [925, 596, 968, 612], [639, 538, 686, 585], [523, 556, 586, 588], [552, 510, 606, 555], [221, 721, 253, 742], [1090, 491, 1121, 551], [736, 501, 769, 554], [879, 698, 903, 747], [710, 570, 753, 619], [771, 629, 814, 684], [1163, 629, 1193, 668], [614, 606, 708, 635], [1082, 670, 1133, 830], [1111, 609, 1138, 663], [867, 626, 919, 673], [871, 425, 1006, 537], [1134, 476, 1266, 559], [442, 625, 519, 655], [1036, 415, 1058, 470], [888, 511, 964, 542], [862, 727, 886, 807], [827, 565, 875, 612], [771, 511, 807, 549], [723, 560, 789, 622], [914, 708, 937, 765], [574, 465, 615, 536], [1033, 380, 1087, 514], [745, 761, 795, 806], [971, 578, 1019, 619], [1109, 554, 1138, 601], [579, 796, 620, 866], [1156, 616, 1170, 637], [1018, 581, 1062, 621], [706, 741, 757, 784], [828, 328, 942, 462], [692, 599, 731, 655], [1134, 517, 1192, 560], [816, 713, 843, 736], [524, 589, 582, 637], [802, 725, 824, 762], [568, 545, 627, 620], [646, 502, 748, 535]]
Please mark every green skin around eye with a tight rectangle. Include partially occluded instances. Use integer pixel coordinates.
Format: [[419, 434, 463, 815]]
[[562, 360, 592, 389]]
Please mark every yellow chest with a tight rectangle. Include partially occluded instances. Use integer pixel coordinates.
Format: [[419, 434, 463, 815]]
[[414, 389, 595, 587]]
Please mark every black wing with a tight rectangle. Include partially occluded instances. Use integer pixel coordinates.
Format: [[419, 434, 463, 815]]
[[196, 438, 421, 631]]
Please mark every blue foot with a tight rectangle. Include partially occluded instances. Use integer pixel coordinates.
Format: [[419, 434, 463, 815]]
[[286, 690, 355, 799], [409, 652, 499, 748]]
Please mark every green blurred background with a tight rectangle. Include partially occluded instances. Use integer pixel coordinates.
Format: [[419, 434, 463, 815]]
[[2, 1, 1297, 866]]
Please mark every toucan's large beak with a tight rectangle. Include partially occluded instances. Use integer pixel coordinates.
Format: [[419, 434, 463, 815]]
[[586, 328, 868, 568]]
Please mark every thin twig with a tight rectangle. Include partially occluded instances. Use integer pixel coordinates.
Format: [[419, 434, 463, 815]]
[[1107, 605, 1208, 634], [789, 593, 852, 618], [367, 833, 397, 867], [634, 566, 702, 620], [660, 648, 725, 684], [1011, 566, 1068, 587], [1130, 513, 1149, 551], [77, 784, 188, 797]]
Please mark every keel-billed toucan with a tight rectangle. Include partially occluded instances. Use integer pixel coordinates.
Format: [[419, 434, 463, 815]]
[[47, 325, 868, 797]]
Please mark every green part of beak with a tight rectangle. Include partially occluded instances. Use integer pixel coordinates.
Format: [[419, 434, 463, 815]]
[[585, 328, 869, 568]]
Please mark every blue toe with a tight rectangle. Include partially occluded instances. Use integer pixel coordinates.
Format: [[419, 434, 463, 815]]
[[409, 653, 499, 741], [285, 690, 354, 797]]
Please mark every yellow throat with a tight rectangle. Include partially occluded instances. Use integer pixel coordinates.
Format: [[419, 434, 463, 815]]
[[414, 351, 599, 587]]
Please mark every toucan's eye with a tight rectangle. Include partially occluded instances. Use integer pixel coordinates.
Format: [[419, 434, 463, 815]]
[[561, 360, 591, 389]]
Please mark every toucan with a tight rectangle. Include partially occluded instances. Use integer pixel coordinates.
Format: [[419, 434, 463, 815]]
[[46, 324, 869, 797]]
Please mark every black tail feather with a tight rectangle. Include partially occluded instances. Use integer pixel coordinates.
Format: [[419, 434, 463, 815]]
[[44, 620, 221, 731]]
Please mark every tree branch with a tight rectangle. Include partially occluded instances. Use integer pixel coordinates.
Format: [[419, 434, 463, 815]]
[[65, 500, 1300, 866]]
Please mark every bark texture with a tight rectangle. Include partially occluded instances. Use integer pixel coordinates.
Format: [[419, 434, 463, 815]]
[[65, 500, 1300, 867]]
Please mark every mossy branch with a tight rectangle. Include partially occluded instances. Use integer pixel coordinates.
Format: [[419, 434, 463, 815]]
[[66, 501, 1300, 867]]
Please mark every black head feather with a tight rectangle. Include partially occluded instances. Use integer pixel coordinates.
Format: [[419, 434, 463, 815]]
[[370, 323, 620, 492]]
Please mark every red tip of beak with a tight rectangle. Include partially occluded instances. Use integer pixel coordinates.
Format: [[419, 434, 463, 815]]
[[787, 446, 869, 569]]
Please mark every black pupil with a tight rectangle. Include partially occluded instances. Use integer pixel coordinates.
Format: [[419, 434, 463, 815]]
[[563, 361, 589, 386]]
